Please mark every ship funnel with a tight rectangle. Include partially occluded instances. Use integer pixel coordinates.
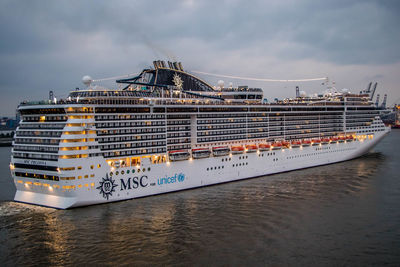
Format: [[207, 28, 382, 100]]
[[161, 61, 166, 68], [295, 86, 300, 98], [178, 62, 183, 71], [173, 62, 179, 70], [168, 61, 173, 69]]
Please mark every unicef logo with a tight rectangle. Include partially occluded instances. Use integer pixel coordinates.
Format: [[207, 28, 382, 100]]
[[178, 173, 185, 182], [97, 174, 118, 200]]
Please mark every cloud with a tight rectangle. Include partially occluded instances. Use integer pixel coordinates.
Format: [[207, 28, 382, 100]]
[[0, 0, 399, 115]]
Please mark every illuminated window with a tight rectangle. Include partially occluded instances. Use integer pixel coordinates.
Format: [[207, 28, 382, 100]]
[[84, 175, 88, 178], [90, 165, 94, 169], [90, 174, 95, 178], [97, 164, 101, 168], [78, 176, 82, 179], [78, 166, 82, 170]]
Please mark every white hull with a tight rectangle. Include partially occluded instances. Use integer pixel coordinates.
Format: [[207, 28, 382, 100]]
[[13, 129, 389, 209]]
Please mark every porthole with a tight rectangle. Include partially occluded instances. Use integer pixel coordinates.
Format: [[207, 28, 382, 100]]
[[132, 169, 135, 173], [110, 172, 113, 176], [148, 167, 151, 171], [121, 170, 125, 175], [115, 171, 119, 175], [127, 170, 130, 174]]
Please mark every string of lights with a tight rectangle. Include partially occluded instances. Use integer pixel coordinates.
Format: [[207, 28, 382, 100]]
[[190, 70, 327, 82]]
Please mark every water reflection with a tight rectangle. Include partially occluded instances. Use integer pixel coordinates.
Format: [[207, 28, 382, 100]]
[[0, 133, 399, 265]]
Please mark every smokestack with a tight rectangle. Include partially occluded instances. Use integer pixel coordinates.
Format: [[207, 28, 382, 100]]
[[49, 90, 54, 100], [295, 86, 300, 98], [161, 61, 166, 68], [173, 62, 179, 70], [168, 61, 173, 69], [178, 62, 183, 71]]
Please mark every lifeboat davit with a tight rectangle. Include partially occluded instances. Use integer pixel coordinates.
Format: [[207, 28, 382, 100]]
[[245, 144, 258, 153], [231, 145, 244, 154], [168, 150, 190, 161], [258, 143, 271, 151], [192, 148, 211, 159], [302, 140, 311, 146], [212, 146, 230, 157], [291, 140, 301, 148]]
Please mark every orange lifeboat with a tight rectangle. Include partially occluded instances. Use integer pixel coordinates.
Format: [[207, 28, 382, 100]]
[[231, 145, 244, 154], [271, 142, 282, 150], [312, 139, 321, 146], [245, 144, 258, 153], [321, 138, 330, 145], [291, 140, 301, 148], [258, 143, 271, 151], [302, 140, 311, 146], [282, 141, 290, 148]]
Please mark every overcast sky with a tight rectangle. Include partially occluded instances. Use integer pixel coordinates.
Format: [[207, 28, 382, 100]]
[[1, 0, 399, 116]]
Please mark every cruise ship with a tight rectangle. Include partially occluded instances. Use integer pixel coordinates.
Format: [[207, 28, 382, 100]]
[[9, 61, 390, 209]]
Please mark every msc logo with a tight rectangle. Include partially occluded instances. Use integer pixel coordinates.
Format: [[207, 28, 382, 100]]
[[97, 174, 118, 200], [120, 175, 148, 191]]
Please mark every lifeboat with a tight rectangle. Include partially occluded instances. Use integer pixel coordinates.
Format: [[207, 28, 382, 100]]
[[282, 141, 290, 148], [258, 143, 271, 151], [312, 139, 321, 146], [212, 146, 230, 157], [192, 148, 211, 159], [290, 140, 301, 148], [302, 140, 311, 147], [330, 137, 338, 143], [321, 138, 330, 145], [346, 135, 354, 142], [168, 150, 190, 161], [245, 144, 258, 153], [271, 142, 282, 150], [338, 136, 346, 143], [231, 145, 244, 154]]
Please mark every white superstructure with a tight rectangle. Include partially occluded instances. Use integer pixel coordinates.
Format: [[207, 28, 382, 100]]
[[10, 61, 390, 209]]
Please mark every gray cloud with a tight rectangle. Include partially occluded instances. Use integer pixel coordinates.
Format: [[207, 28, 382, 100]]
[[0, 0, 399, 116]]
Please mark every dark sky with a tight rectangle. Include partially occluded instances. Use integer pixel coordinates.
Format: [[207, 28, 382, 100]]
[[1, 0, 399, 116]]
